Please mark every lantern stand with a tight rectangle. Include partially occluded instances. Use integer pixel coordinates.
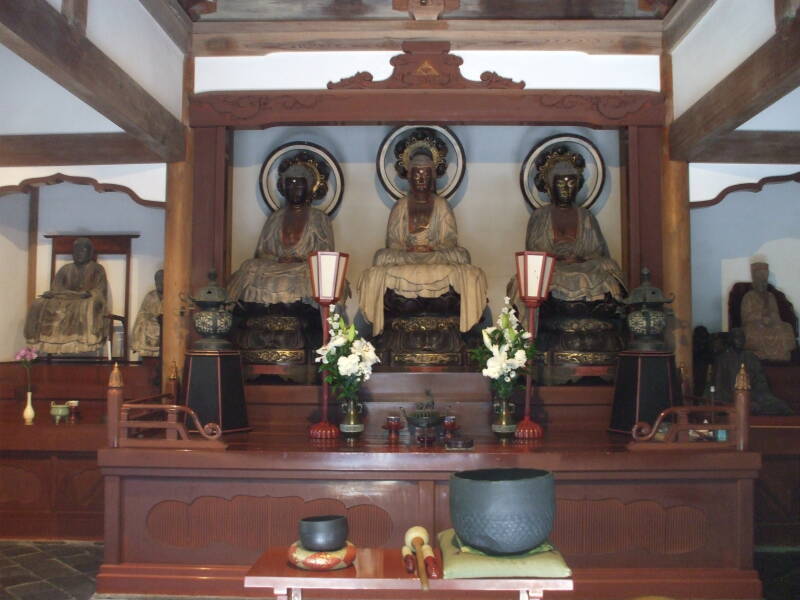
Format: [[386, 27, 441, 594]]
[[307, 251, 350, 440], [514, 252, 556, 440]]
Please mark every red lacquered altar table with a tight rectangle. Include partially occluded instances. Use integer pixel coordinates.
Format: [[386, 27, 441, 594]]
[[245, 547, 573, 600]]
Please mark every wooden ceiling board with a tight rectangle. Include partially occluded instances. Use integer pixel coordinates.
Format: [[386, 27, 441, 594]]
[[195, 0, 674, 21]]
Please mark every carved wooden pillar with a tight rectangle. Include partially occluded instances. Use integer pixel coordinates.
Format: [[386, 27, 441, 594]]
[[660, 54, 692, 377], [623, 125, 664, 290], [162, 57, 194, 383], [191, 126, 231, 291]]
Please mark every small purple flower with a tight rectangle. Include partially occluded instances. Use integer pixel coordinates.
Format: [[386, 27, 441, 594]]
[[15, 347, 38, 393], [15, 347, 38, 362]]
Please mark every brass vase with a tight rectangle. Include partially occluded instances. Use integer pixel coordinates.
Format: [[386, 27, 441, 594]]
[[339, 398, 364, 442], [491, 396, 517, 441]]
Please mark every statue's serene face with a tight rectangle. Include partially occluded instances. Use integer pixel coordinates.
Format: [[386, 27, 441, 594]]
[[752, 267, 768, 292], [284, 176, 309, 207], [72, 241, 92, 265], [410, 165, 433, 194], [551, 174, 579, 207]]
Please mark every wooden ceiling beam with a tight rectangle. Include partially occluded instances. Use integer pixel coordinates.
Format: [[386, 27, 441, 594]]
[[669, 15, 800, 161], [192, 19, 662, 56], [687, 131, 800, 163], [0, 0, 186, 162], [138, 0, 191, 53], [61, 0, 87, 35], [0, 133, 164, 166], [662, 0, 717, 52]]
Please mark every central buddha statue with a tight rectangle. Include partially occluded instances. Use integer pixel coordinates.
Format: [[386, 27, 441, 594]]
[[226, 162, 335, 362], [24, 237, 109, 355], [358, 151, 487, 364], [515, 146, 626, 382]]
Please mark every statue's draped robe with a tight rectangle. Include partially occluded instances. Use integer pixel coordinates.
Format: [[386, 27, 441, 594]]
[[741, 290, 796, 361], [525, 205, 625, 302], [227, 207, 334, 305], [25, 261, 108, 354], [358, 195, 487, 334], [131, 290, 162, 357], [714, 347, 793, 415]]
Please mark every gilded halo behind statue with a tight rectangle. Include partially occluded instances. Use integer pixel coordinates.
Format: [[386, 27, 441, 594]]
[[376, 125, 466, 200], [520, 134, 605, 210], [259, 141, 344, 215]]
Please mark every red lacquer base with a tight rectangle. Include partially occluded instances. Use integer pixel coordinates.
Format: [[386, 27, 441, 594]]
[[309, 421, 340, 439], [514, 417, 543, 439]]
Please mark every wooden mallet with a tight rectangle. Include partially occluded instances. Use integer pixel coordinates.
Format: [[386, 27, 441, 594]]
[[404, 526, 430, 590]]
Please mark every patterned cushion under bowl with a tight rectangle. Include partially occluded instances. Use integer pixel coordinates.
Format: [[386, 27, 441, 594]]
[[287, 540, 357, 571]]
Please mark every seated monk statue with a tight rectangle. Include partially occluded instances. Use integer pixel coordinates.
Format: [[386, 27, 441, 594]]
[[741, 262, 797, 362], [713, 328, 793, 416], [358, 151, 487, 363], [131, 269, 163, 357], [226, 163, 334, 356], [24, 237, 109, 355], [513, 146, 626, 382]]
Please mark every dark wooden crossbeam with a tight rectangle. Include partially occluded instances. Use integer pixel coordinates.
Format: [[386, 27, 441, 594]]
[[0, 0, 185, 162], [670, 14, 800, 162], [0, 133, 164, 166], [138, 0, 191, 53], [688, 131, 800, 164]]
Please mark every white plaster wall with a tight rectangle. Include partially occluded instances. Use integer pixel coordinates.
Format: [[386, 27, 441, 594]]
[[32, 183, 165, 359], [0, 193, 30, 361], [196, 51, 659, 93], [671, 0, 774, 118], [738, 86, 800, 131], [691, 180, 800, 332], [231, 125, 621, 329], [0, 165, 168, 203], [689, 163, 800, 203], [86, 0, 184, 119], [0, 44, 120, 134]]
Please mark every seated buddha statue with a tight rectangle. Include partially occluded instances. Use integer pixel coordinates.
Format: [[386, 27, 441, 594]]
[[741, 262, 797, 362], [226, 163, 335, 360], [24, 237, 109, 355], [713, 328, 793, 415], [131, 269, 163, 357], [514, 146, 626, 382], [358, 151, 488, 364]]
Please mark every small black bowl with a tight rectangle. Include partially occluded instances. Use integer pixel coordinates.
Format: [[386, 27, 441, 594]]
[[299, 515, 348, 551]]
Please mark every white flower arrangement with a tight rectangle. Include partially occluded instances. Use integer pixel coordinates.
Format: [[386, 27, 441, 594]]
[[316, 310, 380, 401], [470, 297, 534, 400]]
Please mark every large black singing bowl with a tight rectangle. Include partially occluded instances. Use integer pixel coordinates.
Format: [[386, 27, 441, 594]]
[[449, 468, 554, 555]]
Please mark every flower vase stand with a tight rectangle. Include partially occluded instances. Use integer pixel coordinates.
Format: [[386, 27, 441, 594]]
[[245, 547, 573, 600]]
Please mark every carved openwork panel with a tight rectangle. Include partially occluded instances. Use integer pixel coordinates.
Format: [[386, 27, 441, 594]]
[[146, 495, 392, 551], [328, 41, 524, 90], [553, 498, 706, 555], [55, 462, 103, 511], [0, 464, 44, 506]]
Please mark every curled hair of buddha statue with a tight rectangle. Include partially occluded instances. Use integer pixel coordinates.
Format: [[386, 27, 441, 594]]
[[534, 146, 586, 195], [393, 127, 448, 180], [277, 152, 329, 202]]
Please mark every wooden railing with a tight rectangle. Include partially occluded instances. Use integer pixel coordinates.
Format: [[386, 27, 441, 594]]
[[106, 363, 225, 449], [628, 363, 750, 451]]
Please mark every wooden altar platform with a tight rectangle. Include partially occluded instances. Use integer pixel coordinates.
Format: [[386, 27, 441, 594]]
[[0, 365, 776, 598], [96, 430, 763, 599]]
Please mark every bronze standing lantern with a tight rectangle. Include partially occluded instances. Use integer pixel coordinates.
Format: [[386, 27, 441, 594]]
[[515, 251, 556, 439], [308, 251, 350, 439]]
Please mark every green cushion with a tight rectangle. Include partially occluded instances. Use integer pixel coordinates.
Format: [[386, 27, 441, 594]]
[[438, 529, 572, 580]]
